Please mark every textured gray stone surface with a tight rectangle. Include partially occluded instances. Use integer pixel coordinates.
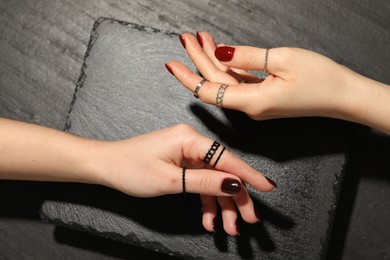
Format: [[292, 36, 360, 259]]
[[41, 18, 354, 259], [1, 1, 389, 259]]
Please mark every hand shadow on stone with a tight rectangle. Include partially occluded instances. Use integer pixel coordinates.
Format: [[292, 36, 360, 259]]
[[44, 178, 293, 258], [212, 198, 294, 257], [41, 104, 352, 258], [189, 104, 355, 162]]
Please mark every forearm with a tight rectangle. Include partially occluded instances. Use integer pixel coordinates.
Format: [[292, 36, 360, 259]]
[[0, 118, 104, 184], [338, 70, 390, 135]]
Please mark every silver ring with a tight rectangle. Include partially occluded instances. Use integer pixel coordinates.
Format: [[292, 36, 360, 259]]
[[216, 84, 229, 108], [264, 48, 270, 75], [194, 78, 207, 98]]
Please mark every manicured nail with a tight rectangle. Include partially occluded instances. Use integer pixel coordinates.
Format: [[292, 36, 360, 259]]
[[196, 32, 203, 47], [215, 46, 235, 62], [221, 178, 241, 194], [265, 177, 277, 188], [179, 35, 186, 49], [255, 210, 262, 222], [212, 217, 217, 233], [165, 64, 174, 76], [235, 219, 241, 236]]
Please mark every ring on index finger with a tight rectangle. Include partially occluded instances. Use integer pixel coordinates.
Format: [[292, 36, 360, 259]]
[[194, 78, 207, 98]]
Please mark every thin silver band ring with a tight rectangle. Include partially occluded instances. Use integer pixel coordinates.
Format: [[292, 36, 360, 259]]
[[264, 48, 270, 75], [194, 78, 207, 98]]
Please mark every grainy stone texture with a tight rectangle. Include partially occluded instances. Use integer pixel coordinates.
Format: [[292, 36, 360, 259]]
[[41, 18, 354, 260], [1, 1, 390, 259]]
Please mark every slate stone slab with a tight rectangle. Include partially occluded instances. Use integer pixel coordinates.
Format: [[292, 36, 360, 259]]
[[41, 18, 355, 259]]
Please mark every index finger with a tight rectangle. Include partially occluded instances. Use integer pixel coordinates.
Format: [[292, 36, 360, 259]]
[[182, 130, 276, 192], [214, 146, 276, 192]]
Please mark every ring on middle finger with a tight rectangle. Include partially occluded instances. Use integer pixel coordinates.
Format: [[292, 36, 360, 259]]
[[216, 84, 229, 107]]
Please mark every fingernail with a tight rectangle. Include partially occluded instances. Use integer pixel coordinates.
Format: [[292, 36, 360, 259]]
[[215, 46, 235, 62], [179, 35, 186, 49], [235, 219, 241, 236], [196, 32, 203, 47], [255, 210, 262, 222], [221, 178, 241, 194], [212, 217, 217, 233], [165, 64, 174, 76], [265, 177, 277, 188]]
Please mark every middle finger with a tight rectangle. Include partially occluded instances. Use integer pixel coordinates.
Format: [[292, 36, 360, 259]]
[[180, 33, 238, 84]]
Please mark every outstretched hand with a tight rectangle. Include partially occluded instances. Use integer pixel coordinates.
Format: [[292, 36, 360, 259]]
[[97, 124, 275, 235], [166, 32, 355, 121]]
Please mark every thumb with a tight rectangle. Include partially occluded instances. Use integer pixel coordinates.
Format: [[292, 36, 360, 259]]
[[214, 46, 279, 73], [181, 167, 242, 196]]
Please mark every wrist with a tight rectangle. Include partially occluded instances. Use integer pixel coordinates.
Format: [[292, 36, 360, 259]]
[[334, 67, 390, 133], [331, 66, 363, 120], [81, 140, 113, 187]]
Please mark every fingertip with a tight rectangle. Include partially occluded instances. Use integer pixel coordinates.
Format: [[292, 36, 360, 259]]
[[265, 177, 277, 190], [221, 177, 241, 195], [165, 63, 174, 76], [201, 195, 217, 232], [224, 221, 240, 237], [215, 46, 235, 62], [202, 215, 216, 233], [196, 31, 203, 47], [242, 212, 260, 224]]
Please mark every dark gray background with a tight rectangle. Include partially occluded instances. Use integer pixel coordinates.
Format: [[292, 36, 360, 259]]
[[0, 1, 389, 259]]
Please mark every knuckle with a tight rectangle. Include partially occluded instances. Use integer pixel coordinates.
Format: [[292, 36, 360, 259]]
[[242, 48, 258, 68], [245, 103, 266, 120], [199, 174, 214, 192], [273, 47, 296, 66], [170, 124, 199, 148], [171, 124, 196, 135]]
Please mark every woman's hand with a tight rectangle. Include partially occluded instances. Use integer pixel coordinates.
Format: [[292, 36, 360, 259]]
[[97, 124, 275, 236], [0, 118, 274, 236], [166, 32, 390, 134]]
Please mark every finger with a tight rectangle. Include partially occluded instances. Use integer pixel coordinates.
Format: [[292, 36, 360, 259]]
[[196, 32, 230, 73], [161, 125, 276, 195], [214, 148, 276, 192], [200, 195, 217, 233], [166, 60, 250, 110], [233, 185, 260, 224], [193, 138, 276, 192], [180, 33, 238, 84], [217, 196, 239, 236], [215, 46, 280, 73], [198, 32, 260, 83], [175, 127, 277, 193], [183, 167, 242, 196]]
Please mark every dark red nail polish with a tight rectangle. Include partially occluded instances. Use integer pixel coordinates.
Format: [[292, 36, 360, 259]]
[[215, 46, 235, 62], [221, 178, 241, 194], [255, 210, 262, 222], [196, 32, 203, 47], [179, 35, 186, 49], [235, 219, 241, 235], [165, 64, 174, 76], [265, 177, 277, 188]]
